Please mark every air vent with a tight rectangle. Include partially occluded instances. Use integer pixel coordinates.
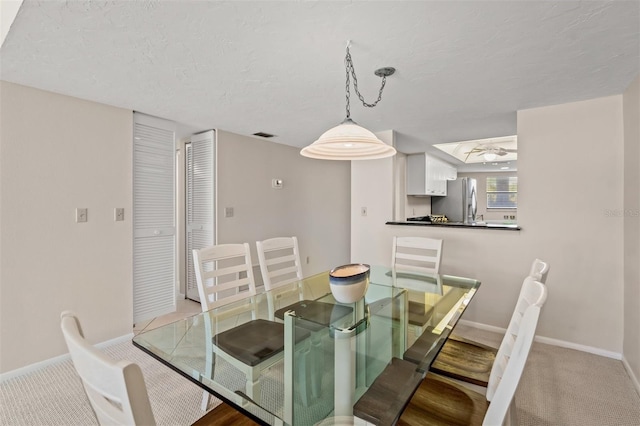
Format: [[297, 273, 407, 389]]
[[253, 132, 275, 138]]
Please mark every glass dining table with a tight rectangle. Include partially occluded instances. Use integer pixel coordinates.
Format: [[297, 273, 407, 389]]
[[132, 265, 480, 426]]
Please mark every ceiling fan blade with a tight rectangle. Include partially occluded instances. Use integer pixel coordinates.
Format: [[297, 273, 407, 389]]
[[464, 148, 484, 154]]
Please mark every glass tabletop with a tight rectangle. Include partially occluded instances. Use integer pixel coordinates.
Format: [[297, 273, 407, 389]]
[[132, 265, 480, 425]]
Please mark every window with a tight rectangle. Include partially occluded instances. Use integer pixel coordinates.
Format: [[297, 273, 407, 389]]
[[486, 176, 517, 209]]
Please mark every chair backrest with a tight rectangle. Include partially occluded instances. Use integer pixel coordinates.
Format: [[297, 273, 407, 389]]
[[486, 279, 547, 401], [482, 303, 543, 426], [60, 311, 155, 426], [256, 236, 303, 291], [193, 243, 257, 311], [392, 236, 443, 278], [529, 258, 549, 284]]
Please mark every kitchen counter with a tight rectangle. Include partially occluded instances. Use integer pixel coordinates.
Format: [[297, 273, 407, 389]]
[[386, 221, 521, 231]]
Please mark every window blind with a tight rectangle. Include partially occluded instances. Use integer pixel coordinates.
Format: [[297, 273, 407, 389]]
[[486, 176, 518, 209]]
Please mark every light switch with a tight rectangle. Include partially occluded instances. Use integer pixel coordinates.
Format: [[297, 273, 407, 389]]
[[225, 207, 234, 218], [76, 208, 88, 223], [115, 208, 125, 221]]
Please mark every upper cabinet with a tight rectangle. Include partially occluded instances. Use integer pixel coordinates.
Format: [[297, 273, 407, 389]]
[[407, 153, 457, 196]]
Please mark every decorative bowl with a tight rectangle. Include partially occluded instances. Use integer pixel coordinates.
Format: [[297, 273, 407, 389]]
[[329, 264, 370, 303]]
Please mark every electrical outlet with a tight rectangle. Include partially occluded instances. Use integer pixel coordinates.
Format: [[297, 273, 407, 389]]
[[76, 208, 88, 223], [225, 207, 234, 218], [361, 207, 367, 216], [115, 208, 125, 221], [306, 256, 310, 264]]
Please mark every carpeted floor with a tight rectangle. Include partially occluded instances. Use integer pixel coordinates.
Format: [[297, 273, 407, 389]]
[[1, 325, 639, 425], [0, 340, 209, 426], [454, 324, 640, 426]]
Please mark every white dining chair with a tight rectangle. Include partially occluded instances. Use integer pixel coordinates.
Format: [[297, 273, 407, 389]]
[[257, 236, 346, 400], [431, 259, 549, 388], [391, 236, 443, 278], [398, 281, 547, 426], [193, 243, 310, 410], [529, 258, 550, 284], [391, 236, 444, 336], [194, 243, 258, 311], [256, 236, 303, 291], [60, 311, 247, 425]]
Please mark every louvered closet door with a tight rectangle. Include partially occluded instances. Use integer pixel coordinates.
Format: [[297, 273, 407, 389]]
[[133, 113, 176, 324], [186, 130, 215, 302]]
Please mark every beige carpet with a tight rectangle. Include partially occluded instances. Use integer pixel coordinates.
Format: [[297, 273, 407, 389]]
[[454, 324, 640, 426], [0, 341, 210, 426], [1, 327, 639, 425]]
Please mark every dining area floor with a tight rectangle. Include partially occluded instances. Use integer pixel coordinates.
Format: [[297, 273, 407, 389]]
[[1, 301, 639, 426], [133, 298, 203, 336]]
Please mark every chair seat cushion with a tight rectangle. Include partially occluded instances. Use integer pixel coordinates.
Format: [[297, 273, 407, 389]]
[[353, 357, 424, 425], [213, 319, 310, 366], [398, 373, 489, 426], [430, 337, 497, 387], [408, 301, 435, 327], [274, 300, 353, 331]]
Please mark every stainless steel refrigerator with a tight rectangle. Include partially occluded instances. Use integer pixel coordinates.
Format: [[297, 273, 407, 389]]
[[431, 177, 478, 224]]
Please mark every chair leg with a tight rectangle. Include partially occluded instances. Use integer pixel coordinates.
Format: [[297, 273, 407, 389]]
[[201, 391, 212, 411], [202, 352, 216, 411], [247, 369, 261, 404]]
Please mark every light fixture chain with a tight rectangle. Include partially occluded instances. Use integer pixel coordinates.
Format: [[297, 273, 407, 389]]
[[345, 46, 387, 109], [345, 53, 351, 119]]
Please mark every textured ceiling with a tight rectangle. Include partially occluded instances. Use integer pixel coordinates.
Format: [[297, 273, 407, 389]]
[[1, 1, 638, 170]]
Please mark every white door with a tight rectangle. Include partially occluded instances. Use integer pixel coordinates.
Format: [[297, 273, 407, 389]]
[[186, 130, 215, 301], [133, 113, 176, 324]]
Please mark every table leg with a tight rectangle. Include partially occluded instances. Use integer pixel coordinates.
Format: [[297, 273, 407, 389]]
[[334, 326, 356, 417]]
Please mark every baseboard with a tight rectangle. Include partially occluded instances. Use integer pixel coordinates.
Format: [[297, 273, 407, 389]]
[[458, 319, 622, 360], [622, 355, 640, 397], [0, 332, 134, 383], [458, 319, 506, 335]]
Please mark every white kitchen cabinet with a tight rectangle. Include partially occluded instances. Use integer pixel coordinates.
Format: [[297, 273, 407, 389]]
[[444, 162, 457, 181], [407, 153, 456, 196]]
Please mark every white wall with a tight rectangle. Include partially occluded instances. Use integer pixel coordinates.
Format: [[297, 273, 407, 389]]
[[623, 75, 640, 387], [352, 95, 625, 353], [0, 81, 133, 373], [351, 130, 397, 265], [215, 130, 351, 277], [517, 95, 624, 352]]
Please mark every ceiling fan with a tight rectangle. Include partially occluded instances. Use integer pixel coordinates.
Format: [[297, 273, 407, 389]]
[[464, 145, 517, 162]]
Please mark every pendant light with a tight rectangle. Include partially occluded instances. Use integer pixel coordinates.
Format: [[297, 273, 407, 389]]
[[301, 42, 397, 160]]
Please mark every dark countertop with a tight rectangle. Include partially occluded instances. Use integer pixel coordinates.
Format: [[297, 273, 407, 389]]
[[386, 221, 521, 231]]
